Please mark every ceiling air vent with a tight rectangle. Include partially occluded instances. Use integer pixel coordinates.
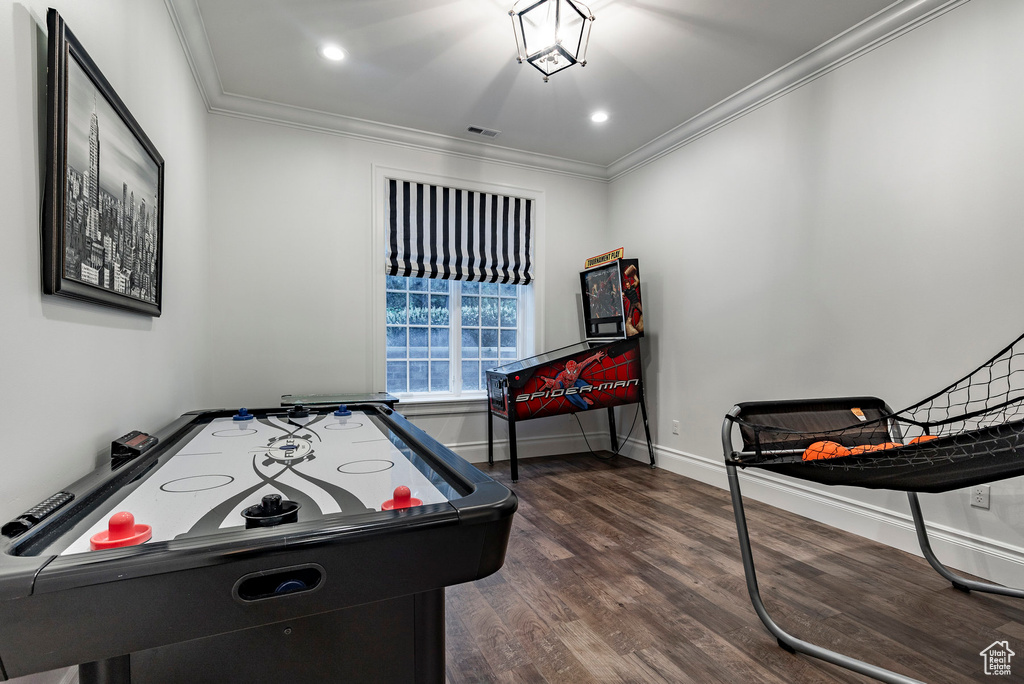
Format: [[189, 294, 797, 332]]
[[467, 125, 501, 138]]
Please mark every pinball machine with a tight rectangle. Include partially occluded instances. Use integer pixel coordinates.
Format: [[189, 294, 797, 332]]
[[486, 257, 655, 481]]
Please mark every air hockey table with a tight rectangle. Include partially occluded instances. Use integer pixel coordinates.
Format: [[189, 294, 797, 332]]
[[0, 401, 516, 684]]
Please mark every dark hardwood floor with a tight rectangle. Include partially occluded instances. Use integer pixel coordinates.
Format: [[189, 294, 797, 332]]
[[444, 454, 1024, 683]]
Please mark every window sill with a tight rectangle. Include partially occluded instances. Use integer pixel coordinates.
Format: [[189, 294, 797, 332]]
[[393, 393, 489, 417]]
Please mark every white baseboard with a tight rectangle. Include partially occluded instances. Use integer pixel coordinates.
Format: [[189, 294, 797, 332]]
[[452, 430, 1024, 589], [449, 430, 614, 465], [647, 440, 1024, 589]]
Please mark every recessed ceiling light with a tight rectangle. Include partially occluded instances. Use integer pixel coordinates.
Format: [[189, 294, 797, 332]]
[[318, 44, 346, 62], [591, 111, 609, 123]]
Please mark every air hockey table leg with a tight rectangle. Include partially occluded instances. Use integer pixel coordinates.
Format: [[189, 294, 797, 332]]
[[414, 589, 445, 683], [79, 655, 131, 684], [607, 406, 619, 452]]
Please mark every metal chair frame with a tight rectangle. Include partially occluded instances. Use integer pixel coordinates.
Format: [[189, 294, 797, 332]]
[[722, 403, 1024, 684]]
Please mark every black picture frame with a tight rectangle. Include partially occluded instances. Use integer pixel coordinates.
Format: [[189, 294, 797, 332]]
[[42, 8, 164, 316]]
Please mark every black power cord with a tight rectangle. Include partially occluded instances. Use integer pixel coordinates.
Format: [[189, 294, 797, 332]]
[[572, 404, 640, 462]]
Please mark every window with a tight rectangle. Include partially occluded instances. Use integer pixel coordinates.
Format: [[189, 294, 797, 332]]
[[386, 276, 526, 396], [374, 168, 541, 400]]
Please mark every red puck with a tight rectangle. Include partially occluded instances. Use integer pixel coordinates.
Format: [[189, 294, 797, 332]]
[[382, 485, 422, 510], [90, 511, 152, 550]]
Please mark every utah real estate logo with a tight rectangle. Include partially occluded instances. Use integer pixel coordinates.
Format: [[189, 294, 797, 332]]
[[980, 640, 1015, 676]]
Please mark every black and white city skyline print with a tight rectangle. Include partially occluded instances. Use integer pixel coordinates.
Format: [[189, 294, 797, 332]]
[[63, 55, 160, 305]]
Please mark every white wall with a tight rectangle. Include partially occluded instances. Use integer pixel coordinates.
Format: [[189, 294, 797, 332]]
[[6, 2, 1024, 680], [608, 0, 1024, 584], [0, 1, 208, 525], [203, 114, 612, 458], [1, 2, 208, 681]]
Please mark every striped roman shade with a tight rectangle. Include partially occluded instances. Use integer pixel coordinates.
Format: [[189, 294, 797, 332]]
[[385, 179, 534, 284]]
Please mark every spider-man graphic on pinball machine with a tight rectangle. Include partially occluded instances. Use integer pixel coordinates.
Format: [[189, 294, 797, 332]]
[[535, 349, 607, 410], [622, 264, 643, 336]]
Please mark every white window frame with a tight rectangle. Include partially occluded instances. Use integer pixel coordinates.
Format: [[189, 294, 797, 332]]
[[372, 165, 544, 405], [385, 277, 530, 398]]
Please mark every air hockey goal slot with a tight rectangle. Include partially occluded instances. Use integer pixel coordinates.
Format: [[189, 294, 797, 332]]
[[233, 563, 324, 602]]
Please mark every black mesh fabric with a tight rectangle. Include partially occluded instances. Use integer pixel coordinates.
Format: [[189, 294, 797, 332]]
[[725, 333, 1024, 493]]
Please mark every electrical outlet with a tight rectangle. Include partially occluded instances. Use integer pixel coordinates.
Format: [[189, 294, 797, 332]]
[[672, 420, 680, 435], [971, 484, 991, 510]]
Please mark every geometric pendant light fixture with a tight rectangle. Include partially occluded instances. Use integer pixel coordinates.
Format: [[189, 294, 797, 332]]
[[510, 0, 595, 82]]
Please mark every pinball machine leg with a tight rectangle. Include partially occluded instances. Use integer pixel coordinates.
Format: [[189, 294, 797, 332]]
[[508, 415, 519, 483], [638, 393, 656, 468], [487, 407, 494, 466], [607, 406, 619, 452]]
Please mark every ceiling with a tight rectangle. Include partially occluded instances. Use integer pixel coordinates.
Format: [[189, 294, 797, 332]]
[[166, 0, 920, 177]]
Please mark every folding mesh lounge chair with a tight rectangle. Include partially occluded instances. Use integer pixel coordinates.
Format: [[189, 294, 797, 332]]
[[722, 333, 1024, 683]]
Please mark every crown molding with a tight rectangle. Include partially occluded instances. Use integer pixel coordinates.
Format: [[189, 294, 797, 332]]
[[164, 0, 971, 183], [163, 0, 215, 111], [207, 91, 610, 181]]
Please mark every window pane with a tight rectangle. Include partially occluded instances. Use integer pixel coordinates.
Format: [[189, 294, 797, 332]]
[[386, 327, 407, 359], [461, 296, 479, 326], [481, 329, 498, 357], [386, 292, 407, 325], [385, 276, 524, 396], [429, 295, 449, 325], [409, 327, 428, 358], [387, 362, 407, 393], [500, 329, 517, 358], [430, 362, 449, 392], [409, 293, 428, 324], [461, 361, 480, 391], [500, 298, 517, 328], [430, 327, 449, 359], [481, 297, 499, 326], [410, 361, 429, 392], [462, 328, 479, 359]]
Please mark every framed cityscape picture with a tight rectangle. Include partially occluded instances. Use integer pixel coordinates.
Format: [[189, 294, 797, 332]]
[[42, 9, 164, 316]]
